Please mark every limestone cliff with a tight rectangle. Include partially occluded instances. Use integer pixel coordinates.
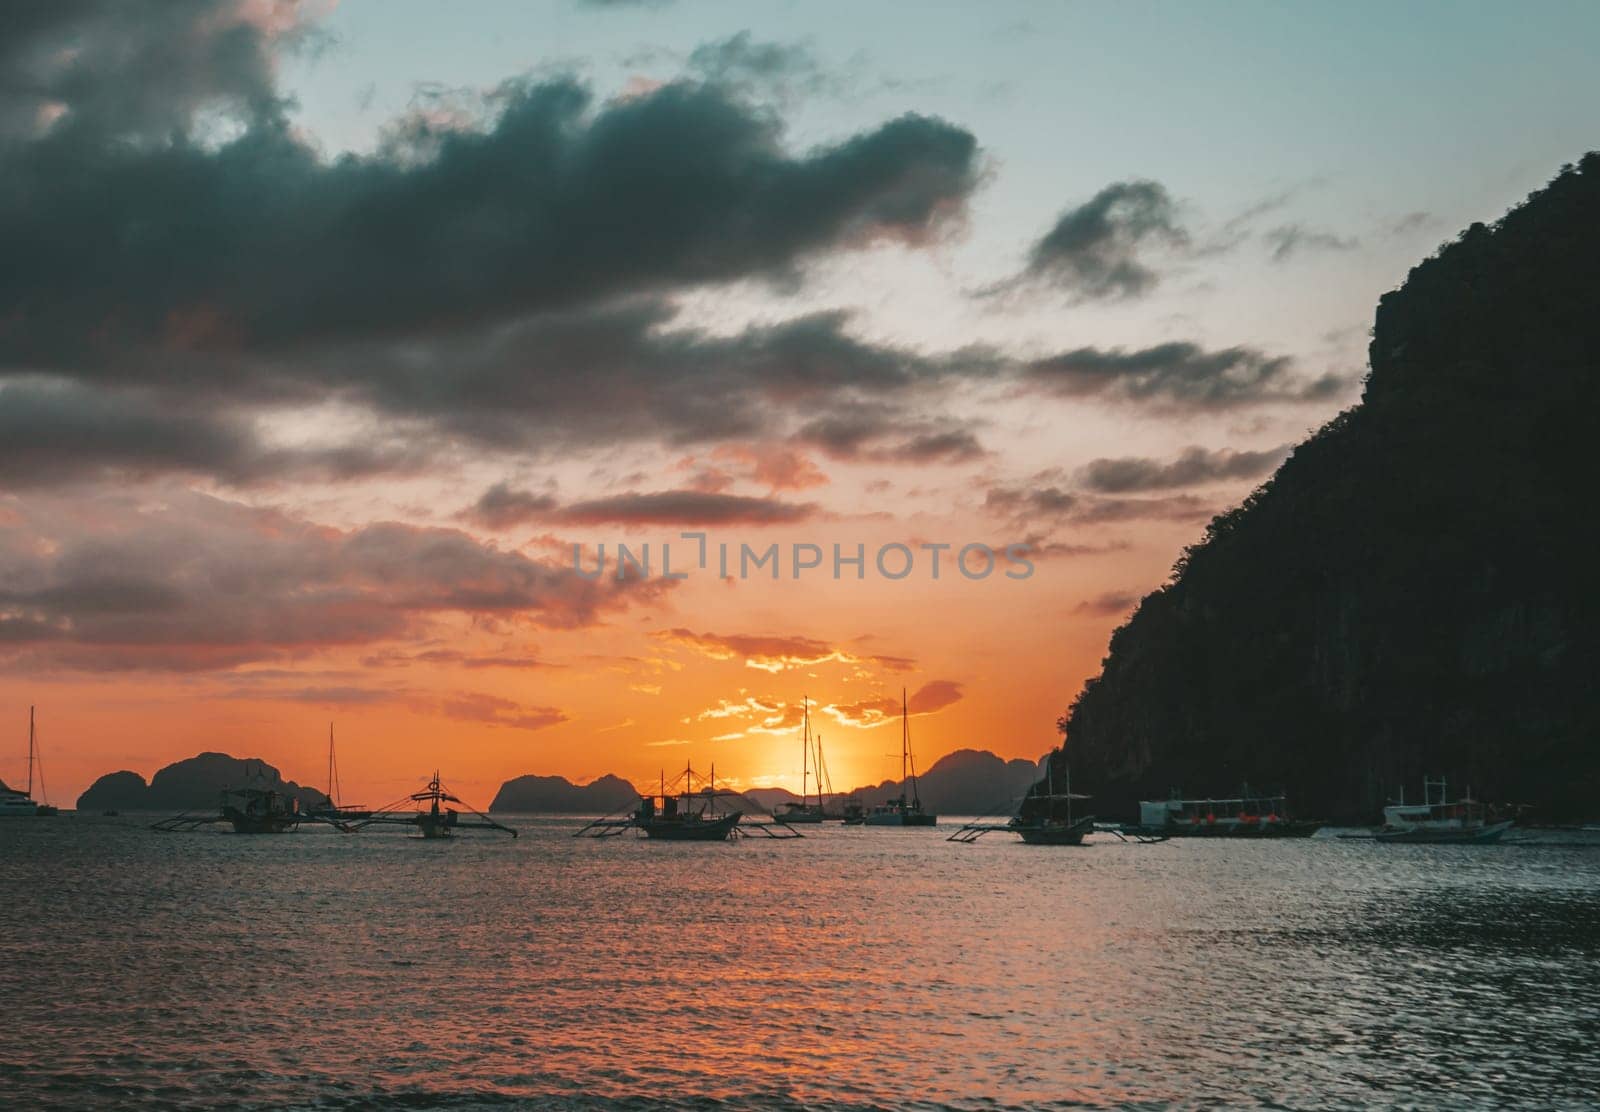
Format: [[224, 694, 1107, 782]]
[[1052, 154, 1600, 823]]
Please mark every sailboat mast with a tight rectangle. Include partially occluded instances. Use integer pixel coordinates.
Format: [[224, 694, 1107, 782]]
[[901, 688, 921, 808], [27, 705, 34, 797], [802, 694, 810, 808]]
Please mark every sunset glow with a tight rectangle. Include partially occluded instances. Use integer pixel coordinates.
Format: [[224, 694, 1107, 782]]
[[3, 0, 1594, 810]]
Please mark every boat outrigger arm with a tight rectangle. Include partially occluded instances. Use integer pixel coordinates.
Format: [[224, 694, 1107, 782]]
[[352, 772, 517, 838], [151, 761, 355, 833], [574, 762, 805, 839]]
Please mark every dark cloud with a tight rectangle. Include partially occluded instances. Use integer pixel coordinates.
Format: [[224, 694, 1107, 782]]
[[552, 490, 819, 526], [1024, 342, 1350, 409], [0, 489, 671, 672], [0, 0, 313, 143], [996, 180, 1188, 300], [32, 300, 995, 465], [361, 648, 551, 671], [462, 482, 560, 530], [1, 70, 979, 362], [0, 4, 985, 485], [1264, 223, 1359, 262], [1072, 590, 1140, 617], [824, 680, 963, 727], [686, 33, 831, 100], [983, 484, 1078, 519], [0, 377, 424, 487], [1387, 211, 1434, 236], [435, 692, 568, 732], [983, 483, 1212, 526], [795, 406, 990, 464], [1077, 444, 1290, 493]]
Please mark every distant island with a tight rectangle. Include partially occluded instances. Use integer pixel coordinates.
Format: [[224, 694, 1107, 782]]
[[77, 753, 331, 813], [489, 773, 641, 813], [742, 748, 1044, 816], [490, 748, 1043, 816], [1051, 153, 1600, 825]]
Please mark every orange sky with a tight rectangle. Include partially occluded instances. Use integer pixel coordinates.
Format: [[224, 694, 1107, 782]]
[[6, 505, 1204, 808]]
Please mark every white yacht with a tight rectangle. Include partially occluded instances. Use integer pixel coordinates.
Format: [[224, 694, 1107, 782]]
[[861, 690, 936, 827], [2, 707, 56, 817], [1377, 776, 1511, 843]]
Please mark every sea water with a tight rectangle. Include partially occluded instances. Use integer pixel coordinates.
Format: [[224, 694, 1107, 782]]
[[2, 817, 1597, 1109]]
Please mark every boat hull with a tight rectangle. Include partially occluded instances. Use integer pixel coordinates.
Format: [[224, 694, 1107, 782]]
[[1015, 815, 1096, 845], [1375, 820, 1513, 844], [1162, 820, 1323, 838], [862, 810, 937, 827], [226, 814, 298, 834], [776, 810, 826, 824], [640, 812, 742, 841], [0, 796, 53, 817]]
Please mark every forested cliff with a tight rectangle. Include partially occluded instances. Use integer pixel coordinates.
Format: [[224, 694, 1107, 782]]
[[1052, 154, 1600, 823]]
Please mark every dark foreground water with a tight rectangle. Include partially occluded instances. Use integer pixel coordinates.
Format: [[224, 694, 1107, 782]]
[[2, 816, 1598, 1110]]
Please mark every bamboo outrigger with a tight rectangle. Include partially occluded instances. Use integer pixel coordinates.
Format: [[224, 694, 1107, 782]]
[[949, 753, 1168, 845], [576, 762, 805, 840], [352, 772, 516, 838], [151, 761, 353, 834]]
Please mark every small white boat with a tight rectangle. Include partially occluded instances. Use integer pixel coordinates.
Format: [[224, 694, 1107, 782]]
[[860, 690, 936, 827], [1376, 777, 1512, 844], [1, 707, 57, 817], [774, 697, 827, 824]]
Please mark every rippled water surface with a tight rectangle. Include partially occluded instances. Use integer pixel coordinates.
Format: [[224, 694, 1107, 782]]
[[3, 816, 1599, 1109]]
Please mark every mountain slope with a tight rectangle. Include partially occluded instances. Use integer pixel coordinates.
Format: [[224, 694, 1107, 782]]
[[1052, 154, 1600, 823]]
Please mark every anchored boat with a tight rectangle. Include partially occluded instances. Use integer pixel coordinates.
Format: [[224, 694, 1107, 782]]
[[304, 724, 372, 822], [774, 697, 827, 824], [1011, 758, 1096, 845], [353, 772, 516, 838], [2, 707, 56, 818], [152, 763, 315, 833], [949, 752, 1096, 845], [1134, 788, 1322, 838], [1376, 777, 1512, 844], [576, 762, 803, 840], [862, 689, 936, 827], [633, 763, 741, 840]]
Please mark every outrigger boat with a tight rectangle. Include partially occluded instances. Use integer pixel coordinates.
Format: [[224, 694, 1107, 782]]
[[2, 707, 56, 818], [1011, 758, 1096, 845], [1376, 776, 1512, 844], [950, 752, 1114, 845], [1132, 787, 1322, 838], [775, 697, 828, 824], [576, 762, 803, 840], [152, 762, 331, 833], [353, 772, 516, 838], [862, 690, 936, 827]]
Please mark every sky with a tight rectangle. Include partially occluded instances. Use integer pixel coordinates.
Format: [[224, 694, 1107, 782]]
[[3, 0, 1598, 808]]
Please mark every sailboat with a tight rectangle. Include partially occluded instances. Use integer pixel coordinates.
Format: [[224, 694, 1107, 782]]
[[776, 696, 826, 824], [2, 707, 57, 817], [1009, 754, 1095, 845], [306, 723, 371, 821], [862, 689, 936, 827]]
